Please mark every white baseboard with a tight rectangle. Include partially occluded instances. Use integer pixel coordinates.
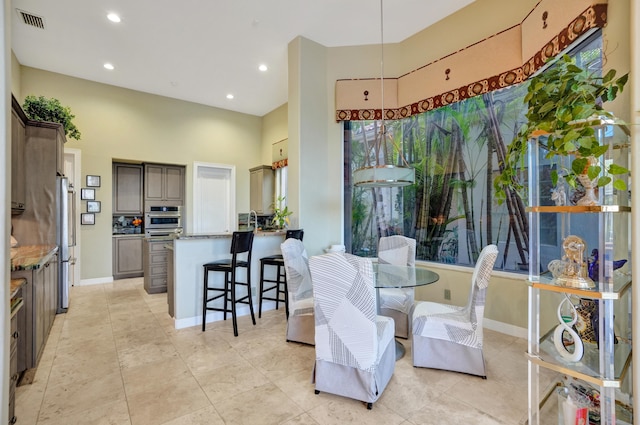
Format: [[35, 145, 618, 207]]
[[484, 318, 527, 339], [174, 302, 278, 330], [77, 276, 114, 286]]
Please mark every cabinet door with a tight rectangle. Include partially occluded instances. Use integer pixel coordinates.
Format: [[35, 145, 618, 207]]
[[113, 237, 144, 279], [113, 163, 144, 215], [11, 108, 26, 210], [164, 166, 185, 203], [33, 267, 46, 364], [144, 164, 165, 202], [250, 166, 274, 214], [143, 240, 168, 294]]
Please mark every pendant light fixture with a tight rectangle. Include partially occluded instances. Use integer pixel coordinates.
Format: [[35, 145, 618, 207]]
[[352, 0, 415, 188]]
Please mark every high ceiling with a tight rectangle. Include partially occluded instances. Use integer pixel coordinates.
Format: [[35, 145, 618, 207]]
[[11, 0, 474, 117]]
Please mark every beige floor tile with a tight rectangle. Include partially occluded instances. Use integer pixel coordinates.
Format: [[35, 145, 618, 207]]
[[281, 413, 322, 425], [213, 383, 304, 425], [37, 371, 126, 423], [15, 279, 535, 425], [160, 406, 225, 425], [125, 374, 211, 425], [306, 396, 405, 425], [36, 399, 131, 425], [407, 393, 508, 425], [195, 358, 270, 403]]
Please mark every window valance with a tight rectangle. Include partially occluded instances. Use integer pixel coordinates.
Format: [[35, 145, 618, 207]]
[[335, 0, 607, 121]]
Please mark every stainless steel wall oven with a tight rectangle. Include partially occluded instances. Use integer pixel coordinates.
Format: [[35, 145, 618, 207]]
[[145, 205, 183, 238]]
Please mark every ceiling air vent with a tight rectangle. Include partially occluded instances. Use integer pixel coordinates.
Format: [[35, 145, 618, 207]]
[[17, 9, 45, 29]]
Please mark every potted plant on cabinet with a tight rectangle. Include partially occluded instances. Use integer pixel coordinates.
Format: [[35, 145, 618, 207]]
[[494, 54, 628, 205], [22, 95, 82, 140]]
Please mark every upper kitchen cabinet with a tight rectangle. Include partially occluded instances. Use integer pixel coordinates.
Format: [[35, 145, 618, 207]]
[[11, 96, 27, 212], [113, 163, 144, 215], [250, 165, 274, 214], [144, 163, 185, 205]]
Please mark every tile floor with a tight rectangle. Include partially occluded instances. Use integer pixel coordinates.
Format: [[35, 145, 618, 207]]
[[15, 277, 559, 425]]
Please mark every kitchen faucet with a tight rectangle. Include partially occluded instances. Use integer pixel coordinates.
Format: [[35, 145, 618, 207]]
[[249, 210, 258, 232]]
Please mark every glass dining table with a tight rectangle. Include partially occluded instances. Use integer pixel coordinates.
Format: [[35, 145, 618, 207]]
[[373, 263, 440, 360]]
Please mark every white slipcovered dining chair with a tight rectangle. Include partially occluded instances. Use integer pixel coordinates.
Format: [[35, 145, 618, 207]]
[[411, 244, 498, 378], [309, 252, 395, 409], [280, 238, 314, 345], [378, 235, 416, 338]]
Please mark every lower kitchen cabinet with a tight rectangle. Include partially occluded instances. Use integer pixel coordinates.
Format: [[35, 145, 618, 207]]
[[12, 253, 58, 375], [143, 239, 171, 294], [9, 286, 23, 425], [112, 236, 144, 280]]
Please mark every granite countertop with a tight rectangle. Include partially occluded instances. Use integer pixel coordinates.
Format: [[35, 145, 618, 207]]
[[177, 231, 285, 240], [11, 244, 59, 271], [10, 278, 26, 299]]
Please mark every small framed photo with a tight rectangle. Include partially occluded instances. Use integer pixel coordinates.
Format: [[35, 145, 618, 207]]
[[81, 213, 95, 225], [80, 188, 95, 200], [87, 201, 101, 213], [86, 175, 101, 187]]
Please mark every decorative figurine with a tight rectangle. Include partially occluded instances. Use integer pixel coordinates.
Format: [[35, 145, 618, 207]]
[[587, 248, 627, 282], [554, 235, 594, 289], [551, 184, 566, 206], [553, 295, 584, 362]]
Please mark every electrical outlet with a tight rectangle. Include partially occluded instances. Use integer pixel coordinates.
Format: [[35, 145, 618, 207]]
[[444, 289, 451, 300]]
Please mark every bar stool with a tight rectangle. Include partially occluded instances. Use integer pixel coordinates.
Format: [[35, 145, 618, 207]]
[[258, 229, 304, 318], [202, 231, 255, 336]]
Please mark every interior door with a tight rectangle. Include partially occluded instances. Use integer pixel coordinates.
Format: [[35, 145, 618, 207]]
[[193, 163, 235, 233]]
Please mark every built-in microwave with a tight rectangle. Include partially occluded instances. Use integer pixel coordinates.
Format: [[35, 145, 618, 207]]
[[145, 205, 182, 230]]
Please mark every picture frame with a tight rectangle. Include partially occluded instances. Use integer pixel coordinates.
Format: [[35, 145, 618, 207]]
[[80, 188, 95, 200], [87, 201, 101, 213], [81, 213, 95, 225], [86, 175, 101, 187]]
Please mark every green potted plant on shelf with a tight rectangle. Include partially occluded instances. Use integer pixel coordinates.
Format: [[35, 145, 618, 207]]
[[494, 54, 628, 204], [22, 95, 82, 140], [271, 196, 293, 229]]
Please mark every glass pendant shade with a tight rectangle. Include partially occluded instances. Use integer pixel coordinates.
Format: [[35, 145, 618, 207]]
[[353, 165, 415, 187], [351, 0, 415, 188]]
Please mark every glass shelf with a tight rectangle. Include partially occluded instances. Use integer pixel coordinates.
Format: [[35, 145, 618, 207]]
[[529, 335, 632, 388], [529, 273, 632, 299]]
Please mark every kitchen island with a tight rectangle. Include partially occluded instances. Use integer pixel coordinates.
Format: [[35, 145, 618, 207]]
[[170, 231, 285, 329]]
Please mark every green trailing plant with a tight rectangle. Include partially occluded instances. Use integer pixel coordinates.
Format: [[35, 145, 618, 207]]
[[271, 196, 293, 229], [23, 95, 82, 140], [494, 55, 628, 204]]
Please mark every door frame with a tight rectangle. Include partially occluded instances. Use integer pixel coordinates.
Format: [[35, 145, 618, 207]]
[[192, 162, 235, 233], [64, 148, 81, 286]]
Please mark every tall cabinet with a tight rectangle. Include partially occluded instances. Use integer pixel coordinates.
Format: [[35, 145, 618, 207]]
[[526, 121, 633, 424]]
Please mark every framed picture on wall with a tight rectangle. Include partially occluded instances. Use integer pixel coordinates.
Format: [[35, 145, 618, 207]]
[[81, 213, 95, 225], [86, 175, 101, 187], [80, 188, 95, 200], [87, 201, 101, 213]]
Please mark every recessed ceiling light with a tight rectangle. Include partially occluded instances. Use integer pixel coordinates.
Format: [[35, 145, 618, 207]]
[[104, 63, 115, 70], [258, 64, 268, 72], [226, 94, 234, 100], [107, 13, 121, 23]]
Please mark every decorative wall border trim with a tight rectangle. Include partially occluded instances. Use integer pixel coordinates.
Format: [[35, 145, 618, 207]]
[[336, 4, 607, 122]]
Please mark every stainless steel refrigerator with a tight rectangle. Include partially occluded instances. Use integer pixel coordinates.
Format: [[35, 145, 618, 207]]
[[56, 176, 75, 312]]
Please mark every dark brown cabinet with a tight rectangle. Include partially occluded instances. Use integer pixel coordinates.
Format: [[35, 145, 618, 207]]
[[144, 164, 185, 204], [9, 291, 23, 425], [143, 239, 171, 294], [13, 253, 58, 374], [112, 236, 144, 279], [11, 97, 27, 211], [113, 163, 144, 215]]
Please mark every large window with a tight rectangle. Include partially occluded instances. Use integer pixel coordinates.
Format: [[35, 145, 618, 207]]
[[344, 32, 604, 272]]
